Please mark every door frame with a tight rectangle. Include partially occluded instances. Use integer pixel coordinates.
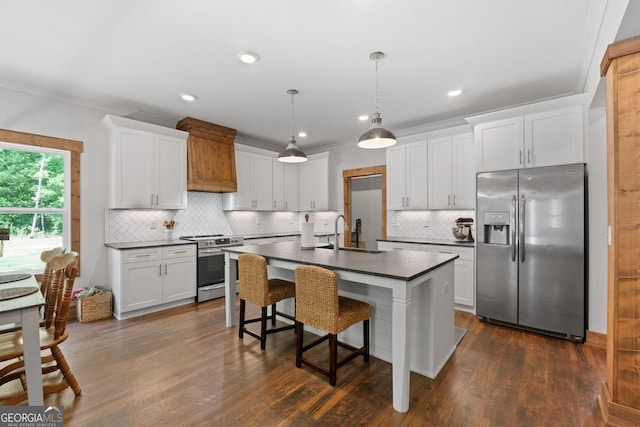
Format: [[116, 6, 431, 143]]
[[343, 165, 387, 248]]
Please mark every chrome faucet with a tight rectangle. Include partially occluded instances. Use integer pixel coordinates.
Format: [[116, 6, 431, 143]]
[[334, 214, 346, 253]]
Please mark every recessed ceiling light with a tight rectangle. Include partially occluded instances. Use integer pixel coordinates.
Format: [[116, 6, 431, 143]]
[[358, 115, 369, 121], [180, 93, 196, 101], [298, 131, 307, 138], [239, 52, 259, 64], [448, 89, 462, 97]]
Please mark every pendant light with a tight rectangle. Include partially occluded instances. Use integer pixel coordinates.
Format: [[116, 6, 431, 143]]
[[278, 89, 308, 163], [358, 51, 397, 149]]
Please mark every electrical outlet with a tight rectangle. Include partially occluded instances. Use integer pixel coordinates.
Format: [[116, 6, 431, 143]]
[[255, 217, 261, 225], [150, 220, 158, 229]]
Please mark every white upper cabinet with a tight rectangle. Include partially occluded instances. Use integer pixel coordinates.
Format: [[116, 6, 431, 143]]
[[272, 159, 298, 211], [103, 115, 188, 209], [387, 141, 428, 210], [473, 104, 584, 172], [223, 151, 273, 210], [298, 153, 337, 211], [428, 133, 475, 209]]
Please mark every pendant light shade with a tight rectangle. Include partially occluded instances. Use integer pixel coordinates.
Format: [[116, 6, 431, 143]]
[[278, 89, 307, 163], [358, 52, 397, 149]]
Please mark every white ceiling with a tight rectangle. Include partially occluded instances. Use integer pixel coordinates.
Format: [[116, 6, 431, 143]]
[[0, 1, 629, 152]]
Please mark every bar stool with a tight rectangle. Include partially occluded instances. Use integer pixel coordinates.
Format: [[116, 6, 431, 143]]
[[238, 253, 296, 350], [294, 265, 371, 386]]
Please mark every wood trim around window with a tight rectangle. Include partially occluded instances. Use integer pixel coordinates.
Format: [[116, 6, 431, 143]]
[[0, 128, 83, 270]]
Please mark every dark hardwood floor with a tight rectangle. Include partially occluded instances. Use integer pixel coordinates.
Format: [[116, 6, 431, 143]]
[[2, 299, 606, 426]]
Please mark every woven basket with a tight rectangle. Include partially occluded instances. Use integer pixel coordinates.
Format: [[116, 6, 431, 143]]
[[76, 293, 112, 323]]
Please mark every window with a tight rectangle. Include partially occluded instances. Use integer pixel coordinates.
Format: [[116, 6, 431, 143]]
[[0, 129, 82, 274]]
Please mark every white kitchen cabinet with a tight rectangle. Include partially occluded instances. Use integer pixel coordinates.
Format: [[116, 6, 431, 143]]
[[427, 133, 475, 209], [421, 244, 475, 310], [102, 115, 188, 209], [386, 141, 428, 210], [474, 105, 584, 172], [223, 151, 273, 210], [272, 159, 298, 211], [108, 244, 196, 319], [377, 241, 421, 251], [298, 153, 337, 211]]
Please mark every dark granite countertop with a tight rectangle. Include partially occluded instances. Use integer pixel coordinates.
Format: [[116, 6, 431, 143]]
[[243, 231, 333, 240], [377, 237, 475, 248], [222, 241, 458, 281], [104, 240, 196, 250]]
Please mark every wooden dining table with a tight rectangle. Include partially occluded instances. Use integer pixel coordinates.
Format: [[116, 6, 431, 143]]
[[0, 271, 45, 405]]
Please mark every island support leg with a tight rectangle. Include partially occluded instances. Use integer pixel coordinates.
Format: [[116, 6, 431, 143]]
[[392, 285, 411, 412], [225, 253, 237, 327]]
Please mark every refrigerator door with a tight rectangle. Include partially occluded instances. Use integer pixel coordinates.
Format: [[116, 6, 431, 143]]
[[518, 164, 585, 338], [476, 170, 519, 324]]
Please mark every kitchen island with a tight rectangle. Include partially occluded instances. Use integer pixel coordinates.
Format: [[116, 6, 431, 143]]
[[222, 241, 458, 413]]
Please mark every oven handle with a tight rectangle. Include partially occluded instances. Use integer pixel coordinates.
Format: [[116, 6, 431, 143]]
[[198, 248, 224, 257]]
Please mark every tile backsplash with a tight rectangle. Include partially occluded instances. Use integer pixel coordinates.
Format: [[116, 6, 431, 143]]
[[387, 210, 475, 240], [105, 191, 474, 243]]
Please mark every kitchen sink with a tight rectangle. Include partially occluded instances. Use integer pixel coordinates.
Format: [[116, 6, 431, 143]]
[[318, 244, 382, 254]]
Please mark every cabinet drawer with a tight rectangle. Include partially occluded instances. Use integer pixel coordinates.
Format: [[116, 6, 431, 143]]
[[121, 248, 163, 263], [163, 245, 196, 259], [421, 244, 474, 261], [378, 241, 421, 251]]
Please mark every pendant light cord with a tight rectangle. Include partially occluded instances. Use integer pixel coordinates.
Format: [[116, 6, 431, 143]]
[[375, 56, 379, 115], [290, 91, 295, 138]]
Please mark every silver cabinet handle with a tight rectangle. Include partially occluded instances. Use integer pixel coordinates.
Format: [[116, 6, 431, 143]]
[[285, 201, 287, 209], [406, 197, 409, 208], [158, 265, 162, 276], [135, 254, 151, 258], [519, 150, 523, 165], [164, 263, 168, 275], [448, 195, 451, 206], [511, 195, 517, 262], [527, 149, 531, 164], [172, 250, 188, 254], [156, 194, 159, 205], [453, 195, 456, 206], [150, 194, 154, 205], [519, 194, 526, 263], [401, 196, 405, 207]]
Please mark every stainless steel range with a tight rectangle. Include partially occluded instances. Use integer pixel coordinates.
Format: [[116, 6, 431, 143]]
[[180, 235, 244, 302]]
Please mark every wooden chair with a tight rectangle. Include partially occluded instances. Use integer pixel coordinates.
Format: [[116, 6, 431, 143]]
[[39, 247, 65, 327], [238, 253, 296, 350], [294, 265, 370, 386], [0, 252, 82, 405]]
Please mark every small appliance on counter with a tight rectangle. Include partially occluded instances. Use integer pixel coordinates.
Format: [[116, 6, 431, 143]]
[[452, 217, 474, 242]]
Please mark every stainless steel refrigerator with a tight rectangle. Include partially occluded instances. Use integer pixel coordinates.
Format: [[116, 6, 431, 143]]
[[476, 164, 585, 341]]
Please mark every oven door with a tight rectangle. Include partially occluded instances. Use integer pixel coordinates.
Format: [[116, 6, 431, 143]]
[[197, 248, 225, 287]]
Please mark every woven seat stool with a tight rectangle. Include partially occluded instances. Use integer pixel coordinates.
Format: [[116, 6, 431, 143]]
[[294, 265, 371, 386], [238, 253, 296, 350]]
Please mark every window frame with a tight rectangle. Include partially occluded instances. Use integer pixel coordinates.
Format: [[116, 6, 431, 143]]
[[0, 128, 82, 272]]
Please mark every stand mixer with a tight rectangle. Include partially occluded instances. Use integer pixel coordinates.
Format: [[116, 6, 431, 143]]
[[452, 217, 474, 242]]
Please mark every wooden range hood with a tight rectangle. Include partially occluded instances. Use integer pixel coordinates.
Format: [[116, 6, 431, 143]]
[[176, 117, 237, 192]]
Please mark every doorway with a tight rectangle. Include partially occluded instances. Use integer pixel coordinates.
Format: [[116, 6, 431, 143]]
[[343, 165, 386, 248]]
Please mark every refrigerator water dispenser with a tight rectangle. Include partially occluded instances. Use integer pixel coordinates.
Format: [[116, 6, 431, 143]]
[[483, 212, 510, 245]]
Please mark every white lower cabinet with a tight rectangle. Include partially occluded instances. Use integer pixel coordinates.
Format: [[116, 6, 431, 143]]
[[421, 245, 475, 311], [108, 244, 196, 319], [378, 241, 475, 312]]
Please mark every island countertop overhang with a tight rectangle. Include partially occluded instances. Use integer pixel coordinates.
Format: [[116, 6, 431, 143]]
[[221, 241, 458, 281]]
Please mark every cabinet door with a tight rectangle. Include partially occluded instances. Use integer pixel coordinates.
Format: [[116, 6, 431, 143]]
[[121, 260, 163, 311], [155, 134, 187, 209], [163, 256, 197, 302], [386, 145, 407, 210], [298, 158, 325, 210], [454, 258, 475, 307], [475, 117, 524, 172], [405, 142, 428, 209], [452, 133, 476, 209], [232, 151, 254, 209], [272, 159, 285, 210], [283, 163, 298, 211], [428, 136, 453, 209], [524, 105, 584, 168], [252, 154, 273, 210], [113, 129, 155, 208]]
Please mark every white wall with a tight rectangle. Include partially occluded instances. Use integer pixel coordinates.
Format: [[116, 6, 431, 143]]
[[0, 86, 111, 289]]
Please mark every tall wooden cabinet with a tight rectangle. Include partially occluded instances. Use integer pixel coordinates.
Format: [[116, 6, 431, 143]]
[[598, 35, 640, 427]]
